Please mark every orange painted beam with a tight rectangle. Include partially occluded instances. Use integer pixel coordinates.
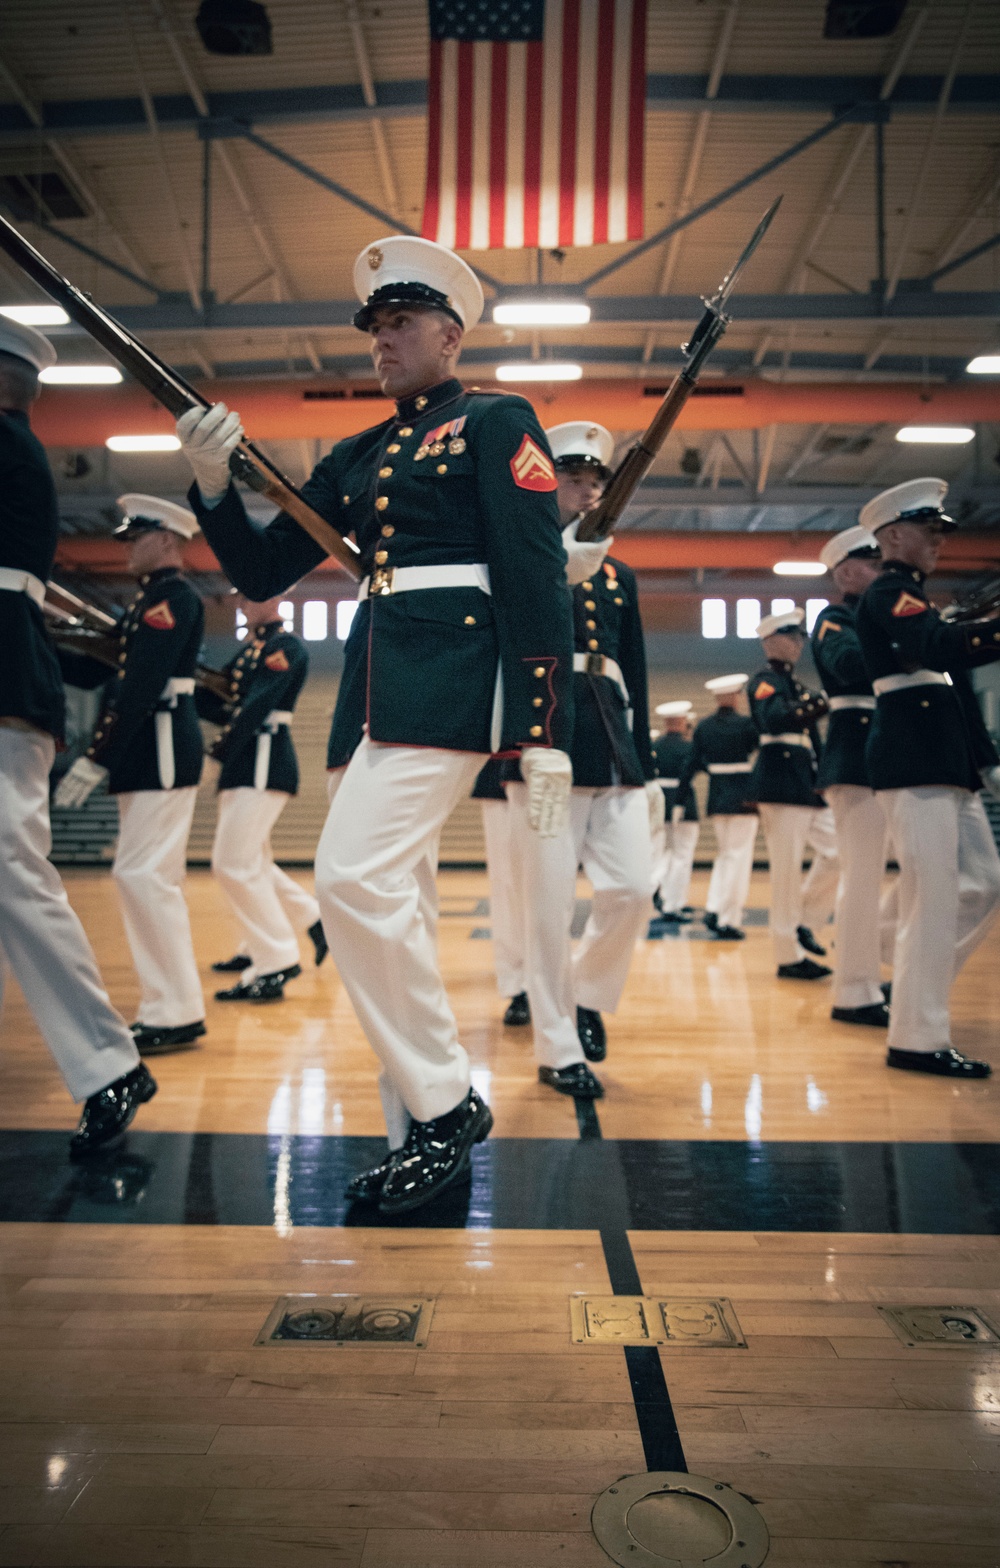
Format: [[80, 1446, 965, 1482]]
[[55, 529, 1000, 579], [32, 377, 1000, 446]]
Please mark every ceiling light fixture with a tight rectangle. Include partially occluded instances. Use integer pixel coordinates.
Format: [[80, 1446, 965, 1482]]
[[967, 355, 1000, 375], [492, 301, 591, 326], [773, 561, 827, 576], [0, 304, 69, 326], [40, 365, 123, 385], [106, 434, 181, 452], [496, 363, 583, 382], [896, 426, 975, 444]]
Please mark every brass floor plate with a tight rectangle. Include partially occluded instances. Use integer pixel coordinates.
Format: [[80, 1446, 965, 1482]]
[[879, 1304, 1000, 1348], [592, 1471, 770, 1568], [256, 1295, 435, 1346], [571, 1296, 745, 1348]]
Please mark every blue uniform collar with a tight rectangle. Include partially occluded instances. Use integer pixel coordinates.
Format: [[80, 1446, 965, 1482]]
[[880, 558, 925, 585], [394, 377, 464, 424]]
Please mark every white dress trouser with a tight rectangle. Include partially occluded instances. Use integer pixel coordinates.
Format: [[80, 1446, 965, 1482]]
[[655, 820, 700, 913], [705, 814, 758, 931], [824, 784, 888, 1009], [757, 802, 840, 967], [481, 798, 525, 997], [0, 726, 139, 1100], [212, 787, 319, 980], [881, 786, 1000, 1053], [507, 783, 651, 1069], [113, 787, 203, 1028], [315, 737, 484, 1146]]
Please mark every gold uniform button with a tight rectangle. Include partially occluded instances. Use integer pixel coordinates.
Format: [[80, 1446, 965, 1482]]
[[586, 619, 596, 629], [921, 700, 929, 708], [529, 725, 543, 737], [532, 696, 543, 707], [581, 581, 593, 591], [386, 443, 401, 454], [375, 496, 389, 511], [398, 426, 413, 437], [381, 524, 394, 537], [588, 638, 599, 651], [861, 716, 869, 724], [415, 396, 428, 410], [437, 463, 448, 474], [374, 550, 388, 565], [379, 466, 393, 479], [584, 600, 596, 610], [615, 596, 623, 605], [533, 665, 545, 677], [464, 615, 476, 626], [342, 494, 350, 505], [972, 637, 981, 647]]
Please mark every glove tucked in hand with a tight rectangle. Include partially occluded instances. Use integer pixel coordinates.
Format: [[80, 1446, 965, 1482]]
[[176, 402, 244, 504], [54, 756, 109, 809], [671, 802, 685, 826], [980, 765, 1000, 801], [561, 519, 613, 586], [644, 779, 665, 836], [520, 747, 572, 838]]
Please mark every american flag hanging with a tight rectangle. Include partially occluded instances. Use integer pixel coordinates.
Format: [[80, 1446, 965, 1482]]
[[422, 0, 647, 250]]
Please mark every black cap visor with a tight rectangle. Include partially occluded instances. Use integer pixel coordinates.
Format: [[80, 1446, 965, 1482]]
[[554, 454, 611, 483], [354, 282, 463, 332], [114, 517, 167, 540], [876, 506, 957, 535]]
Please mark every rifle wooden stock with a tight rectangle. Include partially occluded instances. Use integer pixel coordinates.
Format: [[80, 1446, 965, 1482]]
[[45, 583, 232, 701], [945, 576, 1000, 625], [574, 372, 697, 543], [0, 212, 361, 582]]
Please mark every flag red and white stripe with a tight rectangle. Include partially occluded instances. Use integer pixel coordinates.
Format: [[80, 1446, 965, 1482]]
[[422, 0, 646, 251]]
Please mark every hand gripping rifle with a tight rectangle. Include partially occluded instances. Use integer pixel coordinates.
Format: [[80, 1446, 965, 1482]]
[[0, 213, 362, 582], [574, 197, 782, 543]]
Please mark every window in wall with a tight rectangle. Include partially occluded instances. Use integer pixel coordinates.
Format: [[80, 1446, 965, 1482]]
[[302, 601, 328, 641], [235, 607, 248, 641], [336, 600, 359, 641], [736, 598, 761, 639], [278, 600, 294, 632], [806, 598, 829, 632], [701, 598, 727, 639], [770, 597, 796, 619]]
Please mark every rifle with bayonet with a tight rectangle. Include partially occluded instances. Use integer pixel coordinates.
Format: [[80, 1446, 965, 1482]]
[[575, 197, 782, 543], [45, 580, 232, 701], [0, 213, 362, 582]]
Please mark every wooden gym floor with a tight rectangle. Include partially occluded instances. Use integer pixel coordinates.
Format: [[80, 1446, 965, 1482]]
[[0, 867, 998, 1567]]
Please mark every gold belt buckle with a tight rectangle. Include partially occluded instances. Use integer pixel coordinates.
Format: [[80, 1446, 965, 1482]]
[[368, 566, 395, 597], [585, 653, 606, 676]]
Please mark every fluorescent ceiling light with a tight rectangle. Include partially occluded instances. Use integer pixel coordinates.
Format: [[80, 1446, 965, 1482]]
[[0, 304, 69, 326], [967, 355, 1000, 374], [496, 362, 583, 382], [493, 301, 591, 326], [895, 426, 975, 444], [40, 364, 123, 385], [106, 434, 181, 452], [773, 561, 826, 576]]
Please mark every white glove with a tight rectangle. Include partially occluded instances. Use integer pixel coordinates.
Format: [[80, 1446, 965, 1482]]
[[520, 746, 572, 838], [54, 756, 108, 808], [176, 402, 244, 503], [980, 766, 1000, 801], [671, 802, 684, 826], [561, 519, 613, 587], [644, 780, 664, 836]]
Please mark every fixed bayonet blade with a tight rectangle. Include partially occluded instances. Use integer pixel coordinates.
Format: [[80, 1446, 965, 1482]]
[[711, 194, 782, 309]]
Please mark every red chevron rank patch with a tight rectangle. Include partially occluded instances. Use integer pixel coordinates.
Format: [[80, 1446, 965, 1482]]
[[817, 619, 840, 641], [142, 599, 175, 630], [891, 591, 927, 618], [510, 435, 557, 491], [755, 681, 776, 699], [265, 649, 290, 672]]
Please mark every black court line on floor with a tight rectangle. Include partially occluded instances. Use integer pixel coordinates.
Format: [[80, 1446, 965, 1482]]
[[601, 1227, 687, 1473], [2, 1133, 997, 1232]]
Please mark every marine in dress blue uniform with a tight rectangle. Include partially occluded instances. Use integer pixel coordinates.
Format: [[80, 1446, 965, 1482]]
[[0, 321, 152, 1150], [503, 421, 660, 1092], [812, 526, 891, 1027], [178, 236, 575, 1212], [651, 701, 699, 921], [748, 608, 839, 979], [677, 674, 759, 939], [197, 596, 325, 1002], [855, 478, 1000, 1077], [56, 495, 206, 1055]]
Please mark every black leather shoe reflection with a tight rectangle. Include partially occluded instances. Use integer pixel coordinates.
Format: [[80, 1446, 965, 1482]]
[[308, 920, 329, 967], [832, 1002, 890, 1028], [65, 1149, 155, 1205], [797, 924, 827, 957], [378, 1090, 493, 1216], [211, 952, 252, 973], [538, 1063, 604, 1099], [503, 991, 531, 1027], [71, 1063, 157, 1156]]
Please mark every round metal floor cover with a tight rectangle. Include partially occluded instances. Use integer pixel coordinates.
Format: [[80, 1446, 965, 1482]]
[[592, 1472, 769, 1568]]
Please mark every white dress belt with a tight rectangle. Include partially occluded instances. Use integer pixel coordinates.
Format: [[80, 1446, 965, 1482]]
[[572, 651, 631, 726], [0, 567, 45, 606], [657, 777, 681, 788], [760, 732, 813, 748], [254, 711, 293, 791], [357, 563, 491, 600], [872, 669, 952, 697], [160, 676, 195, 702], [826, 695, 876, 711], [708, 761, 754, 774], [153, 678, 194, 791]]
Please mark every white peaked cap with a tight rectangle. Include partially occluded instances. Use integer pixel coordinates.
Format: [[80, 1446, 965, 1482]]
[[757, 606, 805, 639], [819, 525, 880, 570], [545, 421, 615, 470], [859, 477, 951, 534], [655, 700, 693, 717], [353, 236, 484, 331], [116, 493, 199, 540], [705, 673, 749, 694], [0, 317, 57, 372]]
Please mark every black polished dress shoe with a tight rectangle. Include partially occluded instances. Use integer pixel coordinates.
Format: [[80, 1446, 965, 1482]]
[[832, 1002, 890, 1028], [576, 1006, 606, 1062], [211, 952, 252, 973], [538, 1062, 604, 1099], [214, 964, 301, 1003], [777, 958, 832, 981], [652, 891, 665, 916], [796, 925, 827, 957], [703, 910, 719, 932], [70, 1063, 157, 1155], [308, 919, 328, 967], [131, 1021, 205, 1055], [345, 1153, 400, 1202], [378, 1089, 493, 1215], [503, 991, 531, 1027], [887, 1046, 991, 1078], [881, 981, 892, 1004], [713, 925, 745, 941]]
